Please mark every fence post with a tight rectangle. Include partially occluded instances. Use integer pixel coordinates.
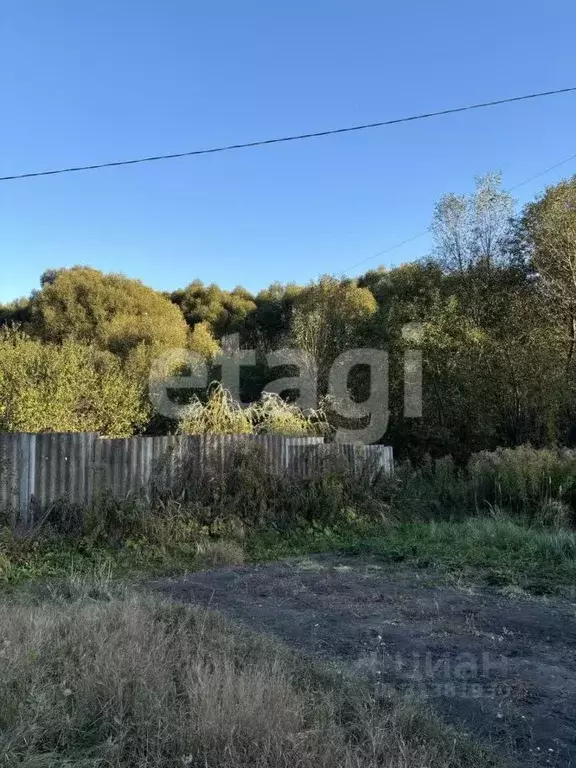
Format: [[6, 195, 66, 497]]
[[18, 433, 36, 529]]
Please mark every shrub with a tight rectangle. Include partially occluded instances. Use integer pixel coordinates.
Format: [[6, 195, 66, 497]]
[[0, 327, 148, 436], [180, 383, 253, 434], [389, 446, 576, 526], [166, 443, 395, 536], [249, 392, 329, 436], [179, 384, 328, 437]]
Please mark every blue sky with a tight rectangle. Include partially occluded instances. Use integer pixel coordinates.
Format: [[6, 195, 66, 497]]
[[1, 1, 576, 303]]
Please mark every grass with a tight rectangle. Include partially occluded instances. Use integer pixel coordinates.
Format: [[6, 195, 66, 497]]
[[250, 518, 576, 596], [0, 535, 245, 586], [2, 516, 576, 598], [345, 518, 576, 595], [0, 577, 501, 768]]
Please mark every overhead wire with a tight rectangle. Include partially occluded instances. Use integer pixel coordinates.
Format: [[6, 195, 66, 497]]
[[1, 87, 575, 182], [340, 150, 576, 276]]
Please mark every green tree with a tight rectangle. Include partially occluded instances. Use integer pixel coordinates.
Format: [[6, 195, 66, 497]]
[[0, 297, 31, 327], [30, 266, 189, 359], [0, 328, 148, 436], [521, 176, 576, 365], [289, 275, 377, 391], [171, 281, 256, 338]]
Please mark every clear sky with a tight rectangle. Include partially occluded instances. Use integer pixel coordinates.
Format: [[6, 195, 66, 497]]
[[1, 1, 576, 303]]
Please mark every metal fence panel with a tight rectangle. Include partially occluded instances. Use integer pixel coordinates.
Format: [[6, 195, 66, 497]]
[[0, 432, 393, 529], [34, 433, 97, 515], [0, 433, 22, 523]]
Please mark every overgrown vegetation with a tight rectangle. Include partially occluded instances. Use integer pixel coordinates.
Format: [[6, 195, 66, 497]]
[[0, 579, 501, 768], [179, 384, 328, 436], [1, 445, 576, 594], [0, 328, 148, 436], [3, 174, 576, 458], [390, 445, 576, 524]]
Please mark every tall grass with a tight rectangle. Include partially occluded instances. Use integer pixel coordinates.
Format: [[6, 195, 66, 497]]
[[469, 445, 576, 519], [163, 442, 394, 536], [179, 384, 329, 437], [392, 445, 576, 526], [0, 584, 498, 767]]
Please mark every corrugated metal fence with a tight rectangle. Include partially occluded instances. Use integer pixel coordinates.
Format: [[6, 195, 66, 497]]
[[0, 432, 393, 527]]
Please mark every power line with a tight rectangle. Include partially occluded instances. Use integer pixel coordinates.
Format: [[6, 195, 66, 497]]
[[2, 86, 576, 182], [342, 233, 428, 275], [340, 150, 576, 275], [507, 152, 576, 192]]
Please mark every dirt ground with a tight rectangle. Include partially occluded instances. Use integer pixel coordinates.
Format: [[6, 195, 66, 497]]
[[149, 554, 576, 767]]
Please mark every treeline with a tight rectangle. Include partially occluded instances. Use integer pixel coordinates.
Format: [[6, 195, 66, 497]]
[[2, 172, 576, 460]]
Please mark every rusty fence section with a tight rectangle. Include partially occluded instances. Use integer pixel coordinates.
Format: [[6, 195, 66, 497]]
[[0, 432, 393, 528]]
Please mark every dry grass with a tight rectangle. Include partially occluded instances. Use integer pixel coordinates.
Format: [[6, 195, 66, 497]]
[[194, 539, 245, 568], [0, 579, 500, 768], [179, 383, 328, 437]]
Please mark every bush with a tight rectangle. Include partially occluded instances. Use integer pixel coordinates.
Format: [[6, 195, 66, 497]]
[[179, 384, 328, 437], [180, 383, 253, 434], [0, 327, 148, 436], [389, 446, 576, 526], [166, 443, 395, 536], [389, 456, 471, 521]]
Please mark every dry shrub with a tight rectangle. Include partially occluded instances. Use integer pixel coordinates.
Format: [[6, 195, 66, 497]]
[[180, 383, 253, 435], [249, 391, 329, 437], [179, 383, 328, 437], [0, 587, 498, 768]]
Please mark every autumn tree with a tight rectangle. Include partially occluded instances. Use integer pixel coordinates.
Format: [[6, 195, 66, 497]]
[[0, 328, 148, 436], [288, 275, 377, 395], [29, 266, 189, 359], [170, 281, 256, 338]]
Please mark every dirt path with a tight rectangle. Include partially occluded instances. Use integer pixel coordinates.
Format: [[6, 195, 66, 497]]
[[149, 554, 576, 767]]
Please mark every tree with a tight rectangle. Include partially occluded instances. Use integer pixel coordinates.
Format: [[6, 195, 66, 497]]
[[520, 176, 576, 364], [289, 275, 377, 393], [431, 172, 515, 273], [171, 281, 256, 338], [188, 320, 221, 360], [0, 328, 148, 436], [29, 266, 189, 358], [244, 282, 302, 349], [0, 297, 31, 327]]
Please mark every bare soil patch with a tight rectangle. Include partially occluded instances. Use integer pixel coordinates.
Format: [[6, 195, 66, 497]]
[[149, 555, 576, 766]]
